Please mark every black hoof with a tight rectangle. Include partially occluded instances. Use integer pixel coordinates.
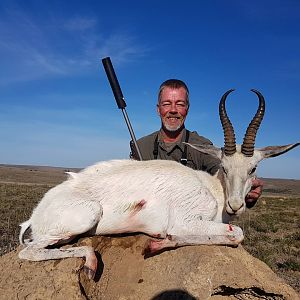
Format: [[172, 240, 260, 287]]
[[83, 265, 96, 280]]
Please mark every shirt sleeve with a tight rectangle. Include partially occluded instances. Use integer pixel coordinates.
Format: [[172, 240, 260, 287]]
[[188, 131, 220, 175], [201, 154, 220, 175]]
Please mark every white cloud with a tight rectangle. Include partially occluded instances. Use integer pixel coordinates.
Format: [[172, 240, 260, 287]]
[[0, 9, 149, 85], [96, 34, 148, 65]]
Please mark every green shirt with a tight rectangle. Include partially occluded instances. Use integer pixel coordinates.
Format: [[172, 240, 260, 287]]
[[130, 128, 220, 175]]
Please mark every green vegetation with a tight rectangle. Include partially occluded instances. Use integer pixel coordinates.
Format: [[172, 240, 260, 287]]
[[0, 182, 299, 292]]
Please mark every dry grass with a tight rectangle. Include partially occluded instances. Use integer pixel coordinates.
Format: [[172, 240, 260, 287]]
[[235, 196, 300, 292], [0, 183, 52, 255], [0, 175, 299, 292]]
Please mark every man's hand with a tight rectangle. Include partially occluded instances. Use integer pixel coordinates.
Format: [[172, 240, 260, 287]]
[[245, 178, 264, 208]]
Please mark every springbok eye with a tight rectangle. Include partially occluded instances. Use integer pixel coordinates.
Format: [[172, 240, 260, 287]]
[[249, 167, 257, 175], [222, 166, 227, 175]]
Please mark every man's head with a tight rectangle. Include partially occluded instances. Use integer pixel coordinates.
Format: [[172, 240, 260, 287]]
[[157, 79, 189, 133]]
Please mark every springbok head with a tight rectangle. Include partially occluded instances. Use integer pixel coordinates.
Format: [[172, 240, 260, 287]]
[[187, 89, 299, 216]]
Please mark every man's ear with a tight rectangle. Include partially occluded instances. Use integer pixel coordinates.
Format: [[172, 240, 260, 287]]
[[156, 104, 160, 116], [184, 143, 222, 160], [257, 143, 299, 159]]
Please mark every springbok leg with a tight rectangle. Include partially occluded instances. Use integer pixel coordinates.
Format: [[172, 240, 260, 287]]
[[144, 221, 243, 254], [19, 202, 103, 279], [19, 245, 97, 279]]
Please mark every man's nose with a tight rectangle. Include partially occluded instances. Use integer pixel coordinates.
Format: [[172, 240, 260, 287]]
[[169, 103, 178, 112]]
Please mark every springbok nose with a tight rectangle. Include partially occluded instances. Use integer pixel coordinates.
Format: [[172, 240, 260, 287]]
[[228, 202, 244, 214]]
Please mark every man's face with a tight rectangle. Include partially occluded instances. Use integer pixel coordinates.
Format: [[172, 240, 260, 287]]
[[157, 87, 189, 132]]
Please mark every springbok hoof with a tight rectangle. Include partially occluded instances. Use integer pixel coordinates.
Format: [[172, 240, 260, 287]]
[[142, 239, 153, 256], [83, 265, 96, 280]]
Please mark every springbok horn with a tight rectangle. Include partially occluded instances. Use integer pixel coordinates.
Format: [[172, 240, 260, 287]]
[[241, 89, 265, 157], [219, 89, 236, 156]]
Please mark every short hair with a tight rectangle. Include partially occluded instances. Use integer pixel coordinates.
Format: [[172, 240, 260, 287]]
[[158, 79, 190, 108]]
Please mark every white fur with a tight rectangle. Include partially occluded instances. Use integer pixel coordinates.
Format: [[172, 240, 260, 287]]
[[18, 142, 298, 279]]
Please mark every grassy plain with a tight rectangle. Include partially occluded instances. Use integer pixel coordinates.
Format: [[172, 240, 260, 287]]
[[0, 164, 299, 292], [235, 196, 300, 291]]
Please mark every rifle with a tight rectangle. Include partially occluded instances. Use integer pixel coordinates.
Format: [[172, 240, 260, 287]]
[[102, 57, 143, 160]]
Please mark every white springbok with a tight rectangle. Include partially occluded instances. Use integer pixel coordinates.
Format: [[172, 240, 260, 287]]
[[18, 89, 299, 279]]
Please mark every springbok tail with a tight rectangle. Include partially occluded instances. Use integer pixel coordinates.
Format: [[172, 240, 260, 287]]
[[19, 220, 31, 245]]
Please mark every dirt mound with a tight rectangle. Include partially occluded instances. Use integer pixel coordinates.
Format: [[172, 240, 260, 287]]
[[0, 234, 298, 300]]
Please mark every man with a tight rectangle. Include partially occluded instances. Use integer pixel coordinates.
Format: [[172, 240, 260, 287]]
[[130, 79, 262, 207]]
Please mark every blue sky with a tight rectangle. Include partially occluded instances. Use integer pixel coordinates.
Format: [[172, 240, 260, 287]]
[[0, 0, 299, 179]]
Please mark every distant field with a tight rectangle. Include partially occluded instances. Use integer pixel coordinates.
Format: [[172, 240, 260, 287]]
[[0, 164, 79, 185], [0, 164, 299, 292]]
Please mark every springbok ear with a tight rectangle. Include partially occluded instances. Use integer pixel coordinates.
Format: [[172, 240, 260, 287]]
[[257, 142, 300, 158], [184, 142, 222, 160], [65, 171, 78, 179]]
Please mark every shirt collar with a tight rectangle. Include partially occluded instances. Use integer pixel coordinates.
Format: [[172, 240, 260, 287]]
[[158, 128, 187, 153]]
